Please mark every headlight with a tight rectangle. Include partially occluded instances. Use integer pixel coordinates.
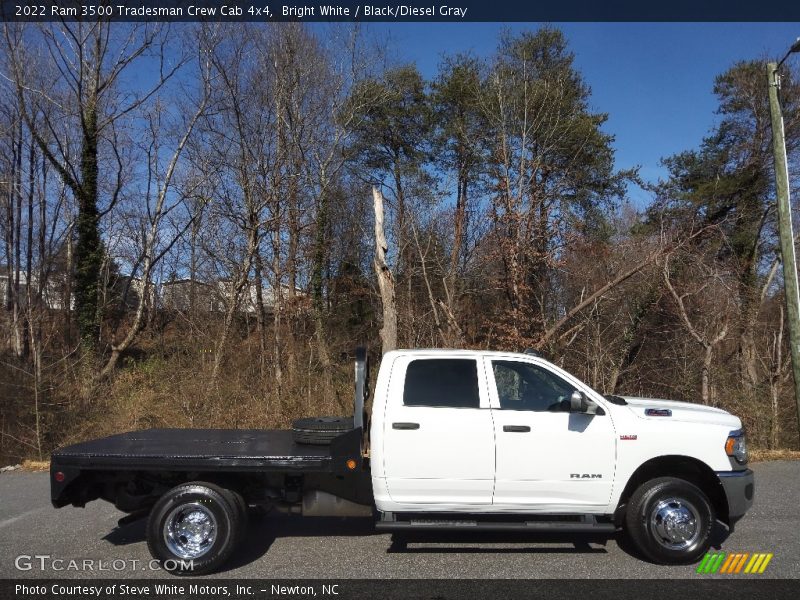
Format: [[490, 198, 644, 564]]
[[725, 431, 748, 464]]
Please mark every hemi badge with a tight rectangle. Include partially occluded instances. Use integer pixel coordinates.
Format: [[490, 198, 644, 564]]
[[645, 408, 672, 417], [620, 434, 637, 440]]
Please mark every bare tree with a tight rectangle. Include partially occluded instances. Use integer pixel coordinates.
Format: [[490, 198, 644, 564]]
[[373, 186, 397, 353], [99, 34, 211, 378], [663, 253, 731, 405], [0, 107, 24, 357], [197, 26, 280, 386], [758, 303, 792, 449], [3, 21, 186, 354]]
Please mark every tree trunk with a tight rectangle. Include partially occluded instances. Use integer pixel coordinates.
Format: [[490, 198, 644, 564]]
[[75, 102, 102, 354], [312, 188, 331, 371], [701, 345, 712, 405], [63, 222, 74, 347], [26, 299, 43, 460], [770, 306, 785, 449], [287, 172, 299, 300], [411, 221, 445, 344], [373, 186, 397, 354], [214, 239, 258, 385], [253, 248, 268, 380], [189, 211, 200, 316], [211, 268, 252, 385], [738, 326, 760, 393], [11, 120, 23, 358], [271, 224, 284, 399], [450, 170, 467, 277], [440, 171, 469, 346], [770, 380, 781, 449], [23, 137, 35, 359]]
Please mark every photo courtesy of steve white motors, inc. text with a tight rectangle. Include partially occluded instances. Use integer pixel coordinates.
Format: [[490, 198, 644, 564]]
[[14, 583, 337, 597]]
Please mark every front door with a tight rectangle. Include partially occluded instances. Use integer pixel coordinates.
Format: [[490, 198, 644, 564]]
[[487, 357, 616, 511], [382, 355, 496, 505]]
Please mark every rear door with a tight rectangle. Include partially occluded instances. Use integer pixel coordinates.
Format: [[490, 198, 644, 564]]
[[382, 354, 496, 505]]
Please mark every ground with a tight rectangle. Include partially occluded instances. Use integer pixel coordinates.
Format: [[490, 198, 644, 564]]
[[0, 461, 797, 579]]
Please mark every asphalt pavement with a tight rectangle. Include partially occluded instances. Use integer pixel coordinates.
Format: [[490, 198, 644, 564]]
[[0, 461, 798, 579]]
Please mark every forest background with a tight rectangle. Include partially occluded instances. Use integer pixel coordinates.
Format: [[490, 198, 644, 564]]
[[1, 22, 798, 464]]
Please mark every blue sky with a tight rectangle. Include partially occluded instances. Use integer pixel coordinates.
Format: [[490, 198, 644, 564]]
[[369, 22, 800, 204]]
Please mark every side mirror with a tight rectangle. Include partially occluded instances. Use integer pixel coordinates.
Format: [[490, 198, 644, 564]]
[[570, 391, 604, 415], [570, 391, 586, 413]]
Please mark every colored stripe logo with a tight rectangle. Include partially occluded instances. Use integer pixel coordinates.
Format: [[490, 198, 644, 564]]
[[696, 552, 773, 574]]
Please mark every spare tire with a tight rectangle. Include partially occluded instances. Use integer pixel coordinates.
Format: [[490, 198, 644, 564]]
[[292, 416, 355, 445]]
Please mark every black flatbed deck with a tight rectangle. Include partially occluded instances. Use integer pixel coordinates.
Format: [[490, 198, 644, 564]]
[[50, 349, 372, 510], [52, 428, 335, 471]]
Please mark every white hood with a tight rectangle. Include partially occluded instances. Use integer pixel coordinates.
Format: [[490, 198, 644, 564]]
[[620, 396, 742, 429]]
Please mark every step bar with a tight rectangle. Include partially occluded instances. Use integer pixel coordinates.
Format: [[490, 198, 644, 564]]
[[376, 515, 617, 534]]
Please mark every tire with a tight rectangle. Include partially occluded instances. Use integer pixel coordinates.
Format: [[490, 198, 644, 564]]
[[292, 416, 354, 445], [146, 482, 242, 576], [624, 476, 714, 564], [220, 487, 249, 538]]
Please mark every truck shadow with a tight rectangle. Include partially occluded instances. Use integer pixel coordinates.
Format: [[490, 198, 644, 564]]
[[386, 532, 610, 555], [102, 513, 732, 571], [103, 518, 147, 546], [219, 514, 377, 572], [102, 513, 378, 572], [386, 518, 730, 561], [221, 516, 617, 570]]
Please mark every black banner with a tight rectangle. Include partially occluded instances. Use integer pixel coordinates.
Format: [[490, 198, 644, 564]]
[[4, 579, 800, 600], [3, 0, 800, 22]]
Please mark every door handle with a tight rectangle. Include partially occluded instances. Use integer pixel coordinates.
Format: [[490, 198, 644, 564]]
[[503, 425, 531, 432], [392, 422, 420, 430]]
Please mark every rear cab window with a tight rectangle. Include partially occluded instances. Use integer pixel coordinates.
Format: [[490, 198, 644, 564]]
[[403, 359, 480, 408]]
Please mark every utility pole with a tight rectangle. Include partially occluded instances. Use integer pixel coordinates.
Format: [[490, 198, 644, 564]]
[[767, 51, 800, 444]]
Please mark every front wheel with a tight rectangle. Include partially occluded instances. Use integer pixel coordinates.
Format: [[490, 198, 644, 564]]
[[146, 482, 242, 575], [624, 477, 714, 564]]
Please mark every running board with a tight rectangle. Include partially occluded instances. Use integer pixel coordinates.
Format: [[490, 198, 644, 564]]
[[376, 516, 616, 534]]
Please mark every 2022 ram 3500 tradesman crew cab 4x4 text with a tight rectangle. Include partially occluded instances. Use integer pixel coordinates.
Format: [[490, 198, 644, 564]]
[[50, 348, 754, 574]]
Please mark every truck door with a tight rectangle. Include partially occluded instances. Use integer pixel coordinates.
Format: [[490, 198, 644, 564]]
[[487, 357, 616, 511], [382, 355, 495, 505]]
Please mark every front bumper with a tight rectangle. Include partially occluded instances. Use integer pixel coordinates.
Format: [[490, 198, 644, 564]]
[[717, 468, 754, 524]]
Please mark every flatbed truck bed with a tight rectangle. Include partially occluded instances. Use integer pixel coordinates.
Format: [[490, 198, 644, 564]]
[[52, 428, 337, 471], [51, 426, 370, 511]]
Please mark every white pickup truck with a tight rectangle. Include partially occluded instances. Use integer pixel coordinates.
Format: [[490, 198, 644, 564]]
[[51, 348, 753, 574]]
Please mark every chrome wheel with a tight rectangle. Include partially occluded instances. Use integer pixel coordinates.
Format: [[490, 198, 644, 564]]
[[163, 502, 217, 559], [650, 497, 701, 551]]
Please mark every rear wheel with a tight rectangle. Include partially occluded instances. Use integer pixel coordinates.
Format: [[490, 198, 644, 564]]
[[624, 477, 714, 564], [292, 416, 354, 445], [146, 482, 242, 575], [220, 487, 248, 540]]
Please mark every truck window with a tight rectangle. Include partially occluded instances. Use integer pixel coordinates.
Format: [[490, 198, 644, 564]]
[[492, 361, 576, 412], [403, 359, 480, 408]]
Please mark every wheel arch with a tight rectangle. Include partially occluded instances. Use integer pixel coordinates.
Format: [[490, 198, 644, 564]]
[[103, 470, 267, 513], [615, 455, 728, 525]]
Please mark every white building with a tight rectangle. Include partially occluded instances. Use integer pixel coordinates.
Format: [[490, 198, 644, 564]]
[[0, 268, 71, 310]]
